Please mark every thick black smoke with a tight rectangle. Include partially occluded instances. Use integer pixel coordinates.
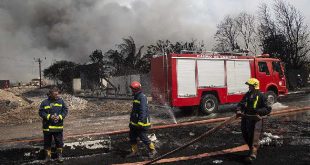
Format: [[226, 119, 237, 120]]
[[0, 0, 218, 81], [2, 0, 307, 81]]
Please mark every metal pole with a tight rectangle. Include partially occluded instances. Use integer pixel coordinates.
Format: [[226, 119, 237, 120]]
[[34, 57, 45, 88], [39, 58, 42, 88]]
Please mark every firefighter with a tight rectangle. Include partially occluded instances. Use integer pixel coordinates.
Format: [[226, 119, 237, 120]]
[[39, 87, 68, 163], [236, 78, 271, 163], [297, 74, 303, 88], [127, 81, 157, 158]]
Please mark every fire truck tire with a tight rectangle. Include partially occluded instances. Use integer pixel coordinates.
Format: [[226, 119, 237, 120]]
[[265, 91, 277, 106], [200, 94, 218, 115]]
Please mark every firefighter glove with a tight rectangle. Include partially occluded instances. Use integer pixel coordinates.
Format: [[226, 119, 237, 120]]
[[51, 115, 60, 123], [236, 110, 243, 118]]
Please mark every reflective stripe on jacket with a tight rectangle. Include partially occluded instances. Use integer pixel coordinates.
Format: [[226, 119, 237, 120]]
[[39, 98, 68, 132], [245, 96, 259, 109], [130, 91, 151, 128], [237, 90, 271, 116]]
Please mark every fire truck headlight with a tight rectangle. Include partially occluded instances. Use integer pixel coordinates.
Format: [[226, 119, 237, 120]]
[[279, 81, 283, 86]]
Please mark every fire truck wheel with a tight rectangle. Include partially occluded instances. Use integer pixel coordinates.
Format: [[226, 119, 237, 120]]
[[200, 94, 218, 115], [266, 91, 277, 106]]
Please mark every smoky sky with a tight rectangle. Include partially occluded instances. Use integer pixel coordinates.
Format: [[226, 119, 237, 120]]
[[0, 0, 309, 82]]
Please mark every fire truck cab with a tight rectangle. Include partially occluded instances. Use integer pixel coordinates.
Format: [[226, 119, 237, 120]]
[[151, 52, 288, 115]]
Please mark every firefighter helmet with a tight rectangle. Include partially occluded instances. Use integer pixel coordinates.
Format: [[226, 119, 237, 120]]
[[130, 81, 141, 90], [245, 78, 259, 89]]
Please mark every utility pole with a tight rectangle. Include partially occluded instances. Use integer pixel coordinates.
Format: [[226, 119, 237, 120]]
[[34, 57, 46, 88]]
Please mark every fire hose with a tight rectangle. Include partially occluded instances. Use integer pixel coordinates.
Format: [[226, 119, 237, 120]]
[[144, 112, 267, 165], [144, 114, 238, 165]]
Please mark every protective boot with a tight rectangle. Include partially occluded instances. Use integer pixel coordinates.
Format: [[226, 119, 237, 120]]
[[244, 146, 257, 163], [148, 142, 157, 159], [126, 144, 139, 158], [250, 146, 258, 159], [56, 148, 64, 163], [44, 149, 52, 163]]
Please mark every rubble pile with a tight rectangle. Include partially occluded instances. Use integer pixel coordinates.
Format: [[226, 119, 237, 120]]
[[6, 86, 39, 97], [0, 90, 90, 125], [0, 93, 38, 125], [0, 87, 132, 125], [99, 100, 132, 112], [70, 99, 132, 118], [0, 100, 19, 113], [62, 94, 88, 111], [259, 132, 283, 147], [0, 105, 39, 125], [0, 89, 29, 114]]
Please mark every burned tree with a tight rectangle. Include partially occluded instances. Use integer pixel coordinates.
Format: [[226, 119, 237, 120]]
[[235, 12, 258, 53], [258, 1, 310, 70], [214, 16, 239, 51], [274, 0, 310, 69]]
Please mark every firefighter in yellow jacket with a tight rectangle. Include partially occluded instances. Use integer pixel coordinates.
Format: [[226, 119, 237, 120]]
[[39, 87, 68, 163], [236, 78, 272, 163], [127, 81, 157, 158]]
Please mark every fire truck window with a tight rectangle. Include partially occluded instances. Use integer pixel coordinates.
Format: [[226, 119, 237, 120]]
[[272, 61, 283, 76], [258, 62, 270, 75]]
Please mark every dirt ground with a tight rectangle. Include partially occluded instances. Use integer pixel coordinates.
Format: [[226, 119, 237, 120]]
[[0, 86, 305, 142], [0, 87, 181, 142], [0, 87, 309, 164], [54, 111, 310, 165]]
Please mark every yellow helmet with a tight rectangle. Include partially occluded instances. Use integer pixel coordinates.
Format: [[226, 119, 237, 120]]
[[245, 78, 259, 89]]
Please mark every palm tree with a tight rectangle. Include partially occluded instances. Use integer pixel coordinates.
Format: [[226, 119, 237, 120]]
[[117, 36, 144, 74], [118, 37, 144, 69]]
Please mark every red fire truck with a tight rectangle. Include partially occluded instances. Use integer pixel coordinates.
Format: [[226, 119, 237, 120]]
[[151, 52, 288, 115]]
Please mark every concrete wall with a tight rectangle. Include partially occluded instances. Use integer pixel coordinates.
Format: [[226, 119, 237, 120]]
[[73, 78, 81, 93], [73, 78, 107, 94], [107, 74, 151, 96], [74, 74, 151, 96], [140, 74, 151, 95], [108, 75, 140, 95]]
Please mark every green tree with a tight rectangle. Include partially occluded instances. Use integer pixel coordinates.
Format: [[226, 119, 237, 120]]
[[146, 39, 204, 55], [43, 61, 78, 91], [107, 36, 146, 75], [89, 49, 113, 77], [118, 36, 144, 73], [105, 49, 123, 75]]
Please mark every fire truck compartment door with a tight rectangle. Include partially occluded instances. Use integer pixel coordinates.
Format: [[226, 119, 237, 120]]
[[197, 60, 225, 87], [177, 59, 197, 97], [226, 60, 251, 94]]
